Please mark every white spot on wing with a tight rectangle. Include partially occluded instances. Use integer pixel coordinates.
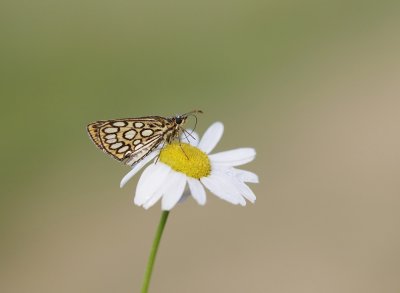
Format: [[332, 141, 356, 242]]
[[111, 142, 123, 149], [133, 139, 141, 145], [106, 138, 117, 144], [134, 122, 144, 128], [141, 129, 153, 137], [113, 121, 126, 127], [124, 130, 136, 140], [105, 134, 116, 139], [104, 127, 118, 134], [118, 145, 130, 153]]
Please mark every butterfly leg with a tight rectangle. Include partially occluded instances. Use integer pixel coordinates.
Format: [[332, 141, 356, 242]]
[[154, 141, 166, 164], [178, 136, 189, 160]]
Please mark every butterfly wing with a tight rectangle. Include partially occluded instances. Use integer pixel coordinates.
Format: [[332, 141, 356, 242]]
[[87, 117, 171, 165]]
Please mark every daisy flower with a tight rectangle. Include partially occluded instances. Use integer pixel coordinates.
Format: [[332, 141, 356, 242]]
[[120, 122, 258, 210]]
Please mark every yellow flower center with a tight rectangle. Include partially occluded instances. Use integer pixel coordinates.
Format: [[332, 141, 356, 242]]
[[159, 143, 211, 179]]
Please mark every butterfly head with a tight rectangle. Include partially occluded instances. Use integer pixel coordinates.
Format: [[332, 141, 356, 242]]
[[173, 110, 203, 127], [173, 115, 186, 125]]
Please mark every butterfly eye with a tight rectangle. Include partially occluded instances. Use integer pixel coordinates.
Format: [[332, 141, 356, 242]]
[[175, 116, 183, 124]]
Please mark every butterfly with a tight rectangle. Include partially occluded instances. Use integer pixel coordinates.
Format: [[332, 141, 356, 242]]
[[87, 110, 202, 166]]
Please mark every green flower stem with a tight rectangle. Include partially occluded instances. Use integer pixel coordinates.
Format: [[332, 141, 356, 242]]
[[141, 211, 170, 293]]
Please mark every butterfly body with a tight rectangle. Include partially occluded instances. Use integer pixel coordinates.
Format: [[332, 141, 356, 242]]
[[87, 111, 202, 166]]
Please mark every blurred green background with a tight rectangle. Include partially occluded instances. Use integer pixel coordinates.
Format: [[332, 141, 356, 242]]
[[1, 0, 400, 292]]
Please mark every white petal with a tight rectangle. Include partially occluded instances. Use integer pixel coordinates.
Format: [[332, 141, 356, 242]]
[[214, 173, 246, 206], [142, 170, 177, 209], [231, 168, 259, 183], [180, 129, 199, 146], [120, 151, 159, 188], [178, 188, 190, 204], [211, 165, 259, 184], [143, 189, 164, 209], [187, 177, 206, 205], [231, 178, 256, 203], [134, 163, 171, 206], [161, 172, 187, 210], [209, 148, 256, 166], [201, 174, 245, 206], [198, 122, 224, 154], [133, 164, 156, 205]]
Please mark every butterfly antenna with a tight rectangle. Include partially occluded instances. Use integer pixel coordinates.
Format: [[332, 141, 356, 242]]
[[189, 114, 198, 135], [183, 109, 203, 116], [183, 110, 202, 134]]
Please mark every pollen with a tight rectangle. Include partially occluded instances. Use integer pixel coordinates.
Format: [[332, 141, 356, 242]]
[[159, 143, 211, 179]]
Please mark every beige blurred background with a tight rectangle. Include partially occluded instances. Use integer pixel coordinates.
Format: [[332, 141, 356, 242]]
[[1, 0, 400, 292]]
